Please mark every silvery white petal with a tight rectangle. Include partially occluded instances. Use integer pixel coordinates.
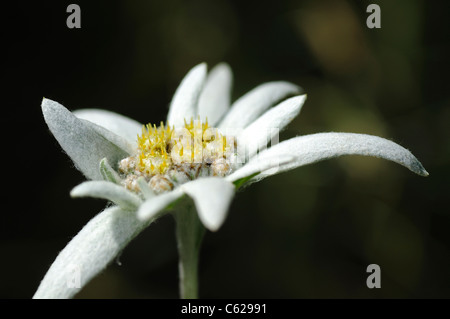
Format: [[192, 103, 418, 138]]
[[226, 155, 296, 183], [238, 95, 307, 159], [81, 119, 135, 155], [73, 108, 142, 145], [137, 188, 184, 221], [71, 181, 142, 210], [33, 206, 152, 299], [251, 132, 429, 182], [219, 81, 301, 129], [167, 63, 207, 127], [198, 63, 233, 126], [42, 98, 132, 180], [181, 177, 235, 232]]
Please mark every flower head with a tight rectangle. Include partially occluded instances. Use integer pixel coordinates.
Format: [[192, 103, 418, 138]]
[[119, 117, 236, 194], [35, 62, 428, 299]]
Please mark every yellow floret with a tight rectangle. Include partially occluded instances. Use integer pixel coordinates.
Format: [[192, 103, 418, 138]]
[[135, 117, 235, 178], [136, 122, 173, 176]]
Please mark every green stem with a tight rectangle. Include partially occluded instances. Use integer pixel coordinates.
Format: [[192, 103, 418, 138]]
[[175, 202, 205, 299]]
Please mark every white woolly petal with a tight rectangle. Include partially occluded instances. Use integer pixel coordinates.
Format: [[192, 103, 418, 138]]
[[238, 95, 306, 159], [71, 181, 142, 210], [81, 119, 135, 155], [42, 98, 132, 180], [181, 177, 235, 232], [198, 63, 233, 126], [167, 63, 207, 127], [33, 206, 152, 299], [226, 155, 295, 182], [73, 108, 142, 146], [137, 188, 184, 221], [219, 81, 301, 129], [251, 132, 429, 182]]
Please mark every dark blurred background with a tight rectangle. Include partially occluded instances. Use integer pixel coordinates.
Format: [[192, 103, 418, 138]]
[[2, 0, 449, 298]]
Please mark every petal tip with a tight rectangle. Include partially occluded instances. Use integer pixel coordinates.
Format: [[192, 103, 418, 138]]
[[290, 83, 303, 94], [41, 97, 57, 108], [69, 183, 87, 198], [194, 62, 208, 73], [204, 221, 221, 232], [277, 81, 302, 94], [418, 167, 429, 177], [409, 156, 429, 177], [69, 188, 79, 198], [41, 97, 54, 112], [41, 98, 66, 121], [136, 204, 158, 222], [212, 62, 232, 77], [69, 183, 86, 198], [136, 209, 148, 221], [181, 177, 235, 232], [291, 94, 307, 106], [215, 61, 231, 69]]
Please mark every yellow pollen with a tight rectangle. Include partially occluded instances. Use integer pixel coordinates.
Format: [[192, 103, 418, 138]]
[[134, 118, 234, 178], [136, 122, 173, 176]]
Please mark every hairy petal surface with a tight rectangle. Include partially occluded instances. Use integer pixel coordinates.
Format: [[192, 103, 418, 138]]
[[42, 98, 132, 180], [226, 155, 295, 183], [33, 206, 152, 299], [137, 188, 184, 221], [181, 178, 235, 232], [71, 181, 143, 210], [251, 132, 429, 182], [73, 108, 142, 146], [167, 63, 207, 127], [198, 63, 233, 126], [238, 95, 306, 159], [219, 81, 301, 129]]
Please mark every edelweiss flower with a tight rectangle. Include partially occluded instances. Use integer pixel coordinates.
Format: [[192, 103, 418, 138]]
[[34, 63, 428, 299]]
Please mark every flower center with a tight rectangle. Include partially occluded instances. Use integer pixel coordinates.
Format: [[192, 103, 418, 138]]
[[119, 118, 236, 194]]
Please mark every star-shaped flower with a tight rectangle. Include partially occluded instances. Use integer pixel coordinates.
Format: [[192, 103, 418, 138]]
[[34, 63, 427, 299]]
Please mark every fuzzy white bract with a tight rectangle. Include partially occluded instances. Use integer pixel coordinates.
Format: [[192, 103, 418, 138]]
[[35, 62, 427, 299]]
